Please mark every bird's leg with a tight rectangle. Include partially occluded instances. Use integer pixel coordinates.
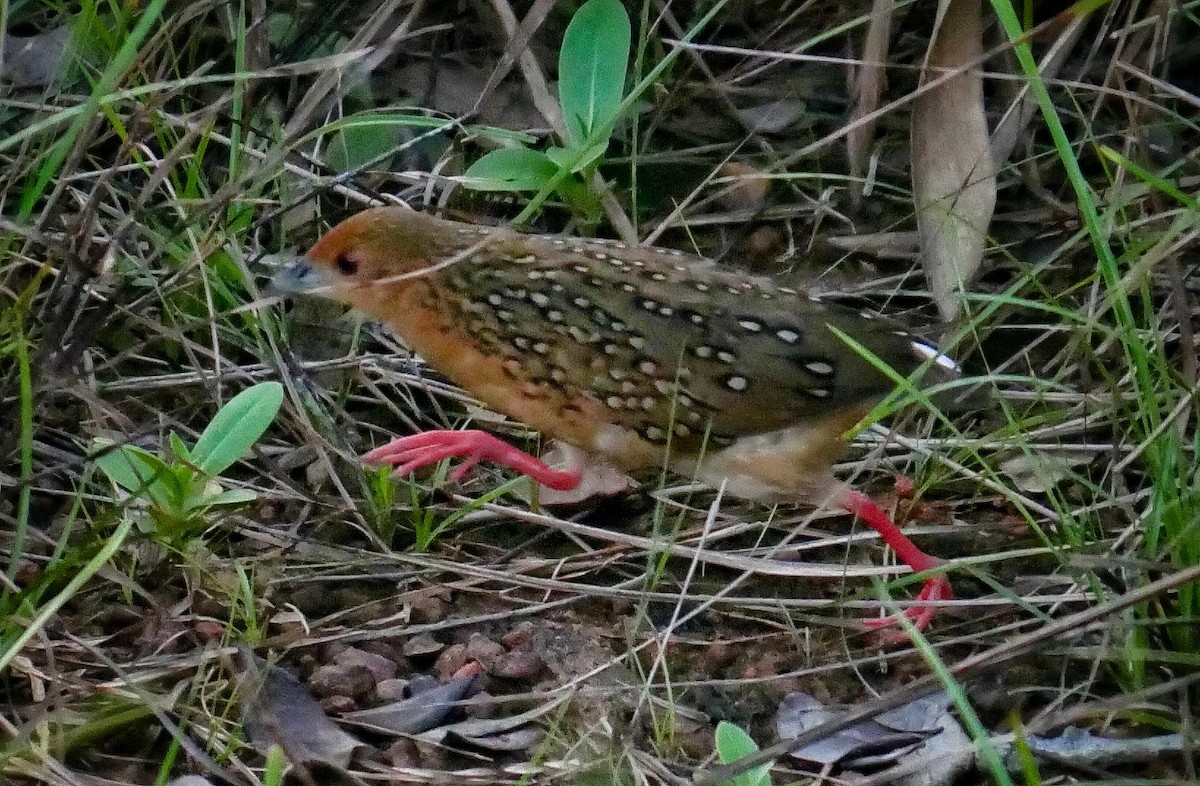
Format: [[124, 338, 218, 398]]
[[364, 430, 584, 490], [836, 489, 952, 634]]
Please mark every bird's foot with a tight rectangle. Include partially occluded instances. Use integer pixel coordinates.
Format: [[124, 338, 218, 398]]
[[861, 574, 953, 642], [363, 429, 584, 491], [836, 488, 953, 640]]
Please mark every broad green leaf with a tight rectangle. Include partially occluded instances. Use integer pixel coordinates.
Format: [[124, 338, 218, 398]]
[[94, 444, 183, 513], [312, 111, 538, 147], [544, 141, 608, 173], [94, 442, 166, 494], [169, 432, 192, 462], [461, 148, 559, 192], [325, 119, 401, 173], [192, 488, 258, 510], [559, 0, 630, 148], [714, 722, 773, 786], [191, 382, 284, 476]]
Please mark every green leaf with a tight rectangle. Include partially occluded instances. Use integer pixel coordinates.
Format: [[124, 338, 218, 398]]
[[313, 111, 538, 147], [461, 148, 559, 192], [192, 488, 258, 510], [95, 443, 166, 494], [545, 141, 608, 173], [558, 0, 630, 148], [714, 722, 773, 786], [191, 382, 284, 476], [325, 119, 401, 173], [98, 446, 184, 513], [169, 432, 192, 463]]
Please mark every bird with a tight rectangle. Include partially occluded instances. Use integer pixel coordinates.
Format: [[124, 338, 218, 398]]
[[270, 206, 958, 633]]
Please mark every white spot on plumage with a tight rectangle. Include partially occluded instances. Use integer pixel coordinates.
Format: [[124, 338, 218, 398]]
[[910, 340, 961, 373], [726, 375, 748, 391]]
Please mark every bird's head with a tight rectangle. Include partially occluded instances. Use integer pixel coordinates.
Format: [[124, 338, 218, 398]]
[[267, 207, 451, 315]]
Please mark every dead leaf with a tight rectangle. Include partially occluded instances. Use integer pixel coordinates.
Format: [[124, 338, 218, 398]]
[[1, 24, 71, 89], [999, 452, 1091, 494], [236, 651, 364, 768], [393, 60, 542, 131], [418, 693, 568, 745], [911, 0, 996, 320], [778, 691, 971, 785], [992, 726, 1188, 770], [777, 692, 932, 766], [733, 98, 807, 135], [340, 673, 476, 735], [847, 0, 895, 191]]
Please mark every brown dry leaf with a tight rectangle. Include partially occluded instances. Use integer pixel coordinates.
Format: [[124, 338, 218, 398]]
[[847, 0, 895, 191], [236, 652, 364, 769], [393, 60, 543, 131], [1, 24, 71, 88], [911, 0, 995, 320]]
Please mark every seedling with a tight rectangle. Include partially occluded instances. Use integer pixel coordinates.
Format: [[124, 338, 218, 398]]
[[460, 0, 631, 222], [713, 721, 774, 786], [93, 382, 284, 544]]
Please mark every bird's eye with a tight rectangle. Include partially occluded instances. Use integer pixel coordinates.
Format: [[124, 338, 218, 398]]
[[335, 252, 360, 276]]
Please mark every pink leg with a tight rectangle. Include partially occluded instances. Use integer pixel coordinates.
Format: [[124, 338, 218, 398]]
[[836, 489, 952, 635], [363, 430, 584, 491]]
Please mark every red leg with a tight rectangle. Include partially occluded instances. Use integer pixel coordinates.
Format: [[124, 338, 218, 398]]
[[363, 429, 584, 491], [836, 489, 952, 635]]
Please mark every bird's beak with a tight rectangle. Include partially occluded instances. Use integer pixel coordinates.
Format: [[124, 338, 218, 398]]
[[265, 256, 330, 297]]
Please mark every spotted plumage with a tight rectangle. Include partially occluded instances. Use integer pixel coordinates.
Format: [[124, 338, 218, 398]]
[[275, 207, 955, 485], [270, 206, 961, 634]]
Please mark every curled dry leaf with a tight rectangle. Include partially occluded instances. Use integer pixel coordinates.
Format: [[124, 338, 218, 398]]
[[777, 692, 932, 767], [778, 691, 971, 785], [911, 0, 996, 320], [847, 0, 895, 189], [340, 672, 477, 735], [419, 693, 568, 749], [991, 726, 1189, 771], [0, 24, 71, 88], [998, 452, 1091, 494], [236, 651, 364, 769]]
